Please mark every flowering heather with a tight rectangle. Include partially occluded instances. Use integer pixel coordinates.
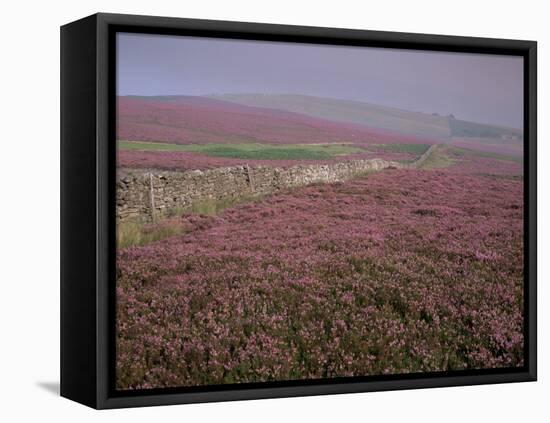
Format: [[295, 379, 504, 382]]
[[445, 148, 523, 176], [117, 96, 434, 146], [116, 168, 524, 389]]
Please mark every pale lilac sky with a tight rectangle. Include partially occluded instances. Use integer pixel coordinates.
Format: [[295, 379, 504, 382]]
[[117, 32, 524, 129]]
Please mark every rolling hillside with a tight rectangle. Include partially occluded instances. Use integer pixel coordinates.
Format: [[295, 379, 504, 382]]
[[117, 96, 434, 146], [118, 95, 523, 158], [448, 118, 522, 139], [210, 93, 450, 139], [210, 93, 523, 143]]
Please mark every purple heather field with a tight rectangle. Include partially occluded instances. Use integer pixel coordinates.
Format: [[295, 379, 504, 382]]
[[116, 155, 524, 389], [115, 36, 524, 390]]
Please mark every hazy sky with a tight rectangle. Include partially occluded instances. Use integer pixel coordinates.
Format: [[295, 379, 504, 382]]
[[117, 33, 524, 129]]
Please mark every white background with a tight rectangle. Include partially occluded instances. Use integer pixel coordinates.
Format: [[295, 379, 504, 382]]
[[1, 0, 547, 421]]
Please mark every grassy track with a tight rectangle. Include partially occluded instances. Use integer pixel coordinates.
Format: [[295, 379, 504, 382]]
[[417, 145, 456, 169]]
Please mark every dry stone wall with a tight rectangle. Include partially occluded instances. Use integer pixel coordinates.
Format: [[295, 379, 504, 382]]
[[116, 156, 423, 223]]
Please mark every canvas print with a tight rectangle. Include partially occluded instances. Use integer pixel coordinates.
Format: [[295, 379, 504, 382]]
[[115, 33, 525, 390]]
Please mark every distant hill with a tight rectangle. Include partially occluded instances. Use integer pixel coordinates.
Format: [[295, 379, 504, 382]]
[[117, 95, 431, 146], [448, 118, 522, 139], [210, 94, 522, 142], [209, 94, 449, 139]]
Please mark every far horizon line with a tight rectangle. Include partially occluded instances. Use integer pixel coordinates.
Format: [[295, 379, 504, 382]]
[[118, 92, 524, 131]]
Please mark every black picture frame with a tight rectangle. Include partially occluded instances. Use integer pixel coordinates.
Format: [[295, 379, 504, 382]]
[[60, 12, 537, 409]]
